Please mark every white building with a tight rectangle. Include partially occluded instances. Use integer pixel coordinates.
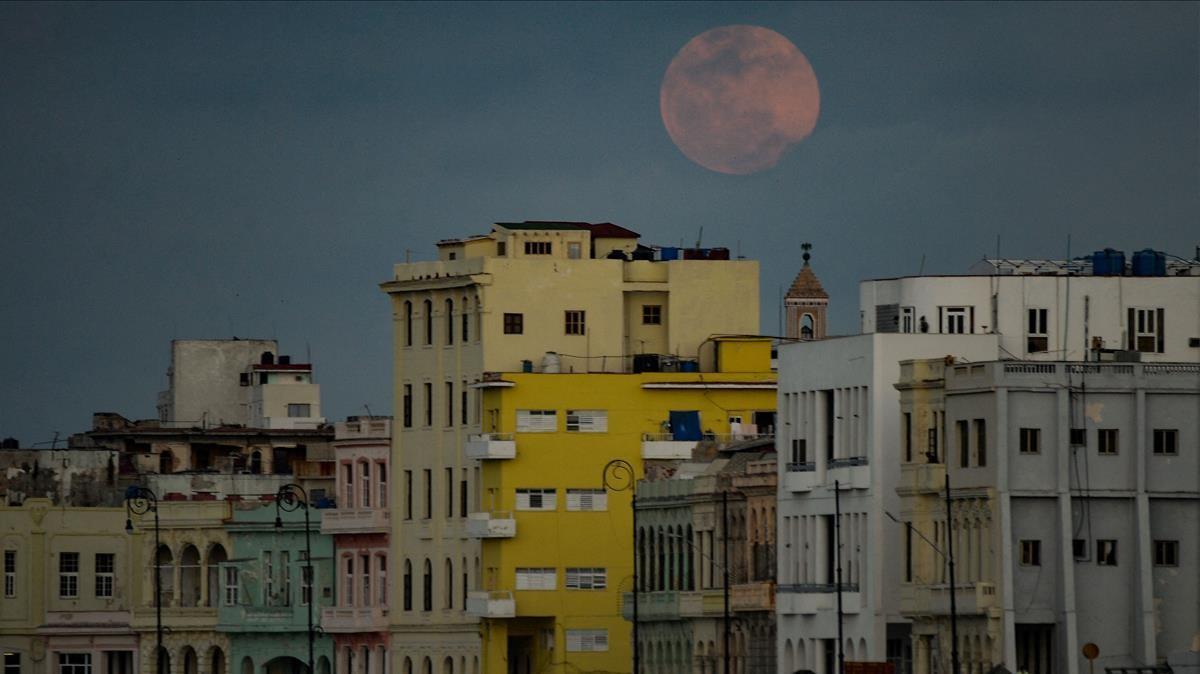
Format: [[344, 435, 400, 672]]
[[776, 333, 999, 674], [860, 256, 1199, 362], [155, 339, 325, 429]]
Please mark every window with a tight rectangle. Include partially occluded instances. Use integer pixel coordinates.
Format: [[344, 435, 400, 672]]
[[927, 418, 939, 462], [1070, 428, 1086, 446], [1019, 428, 1040, 454], [445, 299, 454, 345], [565, 630, 608, 652], [1154, 540, 1179, 567], [264, 552, 275, 604], [461, 301, 469, 342], [343, 556, 354, 607], [58, 653, 91, 674], [301, 557, 312, 606], [904, 524, 913, 582], [565, 568, 607, 590], [516, 410, 556, 432], [422, 560, 432, 611], [1098, 429, 1119, 455], [461, 383, 468, 425], [516, 488, 557, 511], [460, 472, 468, 518], [515, 568, 556, 590], [974, 419, 987, 467], [378, 463, 388, 509], [1097, 540, 1118, 566], [1128, 307, 1164, 353], [565, 310, 586, 335], [5, 653, 19, 674], [94, 553, 114, 598], [503, 313, 523, 334], [1153, 429, 1178, 455], [445, 382, 454, 427], [280, 551, 291, 606], [423, 299, 433, 345], [497, 241, 506, 256], [59, 552, 79, 598], [566, 410, 607, 433], [900, 306, 915, 333], [343, 463, 354, 508], [903, 413, 912, 462], [567, 242, 581, 259], [287, 403, 311, 418], [423, 383, 433, 426], [378, 556, 388, 606], [1072, 539, 1088, 561], [524, 241, 551, 255], [642, 305, 662, 325], [566, 489, 608, 512], [403, 385, 413, 428], [445, 468, 454, 517], [404, 470, 413, 520], [791, 438, 808, 465], [957, 419, 969, 468], [1027, 308, 1048, 353], [423, 469, 432, 519], [224, 567, 239, 605], [404, 301, 413, 346], [4, 550, 15, 598], [361, 553, 371, 606], [403, 560, 413, 611], [361, 462, 371, 508], [1020, 540, 1041, 566], [941, 306, 972, 334]]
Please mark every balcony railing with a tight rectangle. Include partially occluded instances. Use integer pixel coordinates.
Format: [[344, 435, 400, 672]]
[[466, 511, 516, 538], [731, 582, 775, 612], [465, 433, 517, 460], [776, 583, 862, 615], [828, 456, 869, 468], [320, 605, 388, 632], [641, 434, 698, 460], [786, 461, 816, 472], [320, 507, 389, 534], [777, 582, 860, 594], [466, 590, 515, 618]]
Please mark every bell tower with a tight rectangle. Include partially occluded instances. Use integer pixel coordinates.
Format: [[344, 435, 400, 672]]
[[785, 243, 829, 340]]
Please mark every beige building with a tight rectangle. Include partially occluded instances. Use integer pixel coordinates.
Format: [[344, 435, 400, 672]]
[[0, 499, 139, 674], [379, 221, 761, 672]]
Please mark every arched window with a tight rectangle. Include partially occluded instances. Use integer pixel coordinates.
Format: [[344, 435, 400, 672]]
[[801, 313, 815, 339], [403, 658, 413, 674], [377, 554, 388, 607], [206, 544, 228, 607], [443, 656, 454, 674], [240, 657, 252, 674], [461, 296, 469, 342], [156, 545, 175, 607], [342, 462, 354, 508], [378, 462, 388, 509], [209, 647, 226, 674], [159, 450, 175, 474], [422, 558, 433, 611], [360, 553, 371, 607], [249, 451, 262, 475], [444, 558, 453, 609], [180, 545, 201, 607], [343, 555, 355, 608], [445, 299, 454, 345], [422, 658, 432, 674], [423, 300, 433, 345], [404, 301, 413, 347], [403, 559, 413, 611]]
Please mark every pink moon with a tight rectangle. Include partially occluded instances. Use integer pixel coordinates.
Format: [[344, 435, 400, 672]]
[[660, 25, 820, 175]]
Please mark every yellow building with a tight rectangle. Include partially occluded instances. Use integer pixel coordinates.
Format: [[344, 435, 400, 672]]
[[470, 338, 776, 674], [379, 221, 762, 674]]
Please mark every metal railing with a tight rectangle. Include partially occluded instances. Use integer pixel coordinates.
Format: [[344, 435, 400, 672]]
[[786, 461, 816, 472], [828, 456, 869, 468], [777, 582, 861, 593], [469, 433, 514, 442]]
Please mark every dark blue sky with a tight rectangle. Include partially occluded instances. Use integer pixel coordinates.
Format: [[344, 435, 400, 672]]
[[2, 2, 1196, 445]]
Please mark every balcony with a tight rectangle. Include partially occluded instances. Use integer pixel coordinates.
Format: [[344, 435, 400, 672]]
[[320, 605, 388, 633], [641, 433, 698, 460], [898, 462, 946, 496], [776, 583, 862, 616], [620, 591, 680, 621], [320, 508, 389, 535], [732, 582, 775, 612], [783, 461, 818, 493], [899, 581, 997, 616], [828, 457, 870, 490], [465, 433, 516, 460], [466, 511, 516, 538], [466, 591, 515, 618]]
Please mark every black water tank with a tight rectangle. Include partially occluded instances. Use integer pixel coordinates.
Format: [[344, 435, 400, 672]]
[[633, 354, 661, 373]]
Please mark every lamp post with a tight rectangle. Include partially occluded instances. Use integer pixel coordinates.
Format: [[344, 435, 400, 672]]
[[275, 483, 316, 674], [661, 523, 733, 674], [602, 459, 639, 674], [125, 485, 164, 674], [885, 473, 961, 674]]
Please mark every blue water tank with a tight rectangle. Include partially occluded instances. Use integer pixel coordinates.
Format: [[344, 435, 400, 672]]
[[1091, 248, 1126, 276], [521, 359, 534, 373], [678, 360, 699, 372], [1131, 249, 1166, 277], [659, 247, 679, 261]]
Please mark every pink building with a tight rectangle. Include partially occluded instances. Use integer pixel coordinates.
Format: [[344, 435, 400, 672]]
[[321, 417, 392, 674]]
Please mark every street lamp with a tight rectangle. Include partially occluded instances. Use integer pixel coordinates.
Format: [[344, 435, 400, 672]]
[[275, 483, 316, 674], [602, 459, 639, 674], [885, 473, 961, 674], [125, 485, 164, 674]]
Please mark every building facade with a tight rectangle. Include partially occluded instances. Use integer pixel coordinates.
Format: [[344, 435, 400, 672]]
[[380, 221, 762, 672], [895, 359, 1200, 674], [321, 417, 392, 674]]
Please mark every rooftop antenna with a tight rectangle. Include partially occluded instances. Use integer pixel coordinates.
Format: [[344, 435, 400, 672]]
[[306, 342, 312, 364], [801, 242, 812, 264], [995, 234, 1001, 260], [364, 404, 373, 419], [918, 253, 926, 275], [695, 226, 703, 249], [405, 249, 412, 263]]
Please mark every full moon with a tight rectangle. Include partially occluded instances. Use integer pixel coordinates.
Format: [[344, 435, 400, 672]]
[[660, 25, 820, 175]]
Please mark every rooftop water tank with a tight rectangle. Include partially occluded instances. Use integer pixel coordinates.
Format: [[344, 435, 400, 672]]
[[1091, 248, 1125, 276], [1131, 249, 1166, 277], [541, 352, 561, 374]]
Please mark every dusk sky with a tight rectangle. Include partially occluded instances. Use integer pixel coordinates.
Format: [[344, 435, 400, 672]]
[[2, 2, 1197, 445]]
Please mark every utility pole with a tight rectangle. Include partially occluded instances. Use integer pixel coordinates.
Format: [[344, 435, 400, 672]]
[[723, 489, 731, 674], [835, 480, 845, 674], [946, 474, 961, 674]]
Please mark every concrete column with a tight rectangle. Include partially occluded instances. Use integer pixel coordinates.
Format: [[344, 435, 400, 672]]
[[995, 387, 1017, 669], [1133, 387, 1157, 665]]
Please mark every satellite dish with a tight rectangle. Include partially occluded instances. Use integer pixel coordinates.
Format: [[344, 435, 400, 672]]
[[1082, 643, 1100, 660]]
